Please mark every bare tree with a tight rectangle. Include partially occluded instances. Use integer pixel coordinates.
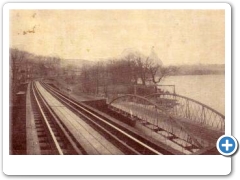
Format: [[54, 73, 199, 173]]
[[10, 48, 27, 83], [150, 65, 169, 84], [123, 50, 165, 86]]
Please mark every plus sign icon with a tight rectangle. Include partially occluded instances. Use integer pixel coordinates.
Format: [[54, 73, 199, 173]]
[[217, 135, 238, 156]]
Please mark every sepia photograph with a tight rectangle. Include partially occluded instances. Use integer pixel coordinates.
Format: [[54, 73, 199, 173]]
[[9, 8, 225, 155]]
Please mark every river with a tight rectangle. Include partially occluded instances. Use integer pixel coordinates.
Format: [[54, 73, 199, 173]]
[[159, 74, 225, 115]]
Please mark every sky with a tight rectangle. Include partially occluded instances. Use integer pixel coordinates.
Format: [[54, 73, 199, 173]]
[[10, 10, 225, 65]]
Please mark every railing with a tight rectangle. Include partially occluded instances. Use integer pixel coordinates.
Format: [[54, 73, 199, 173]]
[[155, 85, 176, 94], [145, 93, 225, 132], [108, 94, 205, 151]]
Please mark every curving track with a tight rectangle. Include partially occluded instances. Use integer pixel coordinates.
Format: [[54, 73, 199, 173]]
[[35, 80, 176, 155], [30, 82, 84, 155]]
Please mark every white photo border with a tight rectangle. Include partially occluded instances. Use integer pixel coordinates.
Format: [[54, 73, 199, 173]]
[[3, 2, 231, 175]]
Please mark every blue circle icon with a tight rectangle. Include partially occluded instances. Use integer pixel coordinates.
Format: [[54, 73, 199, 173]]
[[217, 135, 238, 156]]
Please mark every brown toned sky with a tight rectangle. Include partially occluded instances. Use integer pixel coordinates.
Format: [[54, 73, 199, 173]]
[[10, 10, 225, 65]]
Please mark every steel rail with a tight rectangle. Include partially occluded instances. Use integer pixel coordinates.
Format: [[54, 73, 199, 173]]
[[33, 82, 84, 155], [31, 82, 63, 155], [41, 81, 163, 155]]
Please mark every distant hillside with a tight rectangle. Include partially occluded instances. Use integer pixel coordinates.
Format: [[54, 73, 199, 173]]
[[61, 59, 225, 76], [60, 59, 95, 68], [167, 64, 225, 76]]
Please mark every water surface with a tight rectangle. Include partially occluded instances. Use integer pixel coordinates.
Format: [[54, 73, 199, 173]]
[[160, 75, 225, 115]]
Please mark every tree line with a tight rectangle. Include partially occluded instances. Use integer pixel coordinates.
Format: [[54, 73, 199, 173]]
[[10, 48, 61, 101], [79, 50, 171, 95], [9, 48, 172, 98]]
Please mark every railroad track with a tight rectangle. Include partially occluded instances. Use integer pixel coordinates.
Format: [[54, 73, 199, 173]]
[[39, 81, 175, 155], [30, 82, 85, 155]]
